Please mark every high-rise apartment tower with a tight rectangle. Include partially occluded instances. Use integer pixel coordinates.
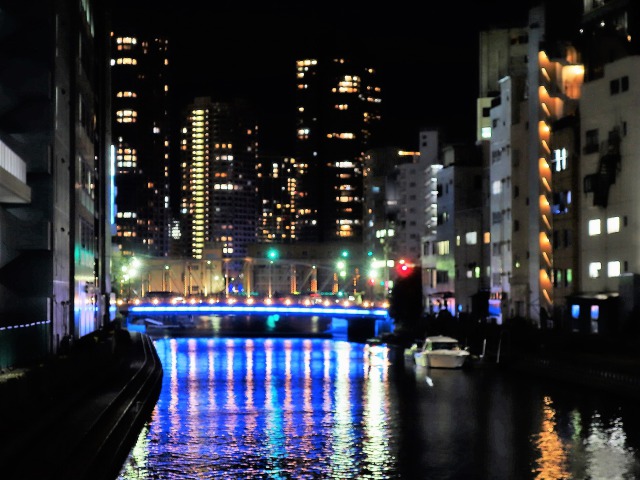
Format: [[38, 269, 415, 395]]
[[294, 57, 381, 243], [111, 32, 171, 257]]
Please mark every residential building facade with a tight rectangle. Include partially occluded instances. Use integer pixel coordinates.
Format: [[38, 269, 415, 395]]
[[294, 57, 381, 243], [179, 97, 259, 294], [0, 1, 113, 368], [111, 31, 171, 257]]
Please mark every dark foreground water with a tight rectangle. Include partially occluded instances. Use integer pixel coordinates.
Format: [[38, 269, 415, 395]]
[[117, 336, 640, 479]]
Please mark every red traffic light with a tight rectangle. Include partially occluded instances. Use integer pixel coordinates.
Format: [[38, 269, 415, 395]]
[[396, 259, 414, 278]]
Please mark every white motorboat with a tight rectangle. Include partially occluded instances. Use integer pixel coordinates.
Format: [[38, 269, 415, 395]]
[[413, 335, 470, 369]]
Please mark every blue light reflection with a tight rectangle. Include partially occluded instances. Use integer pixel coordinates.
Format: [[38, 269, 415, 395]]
[[120, 337, 396, 478]]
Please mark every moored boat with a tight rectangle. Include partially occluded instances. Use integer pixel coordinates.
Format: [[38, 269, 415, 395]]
[[414, 335, 470, 369]]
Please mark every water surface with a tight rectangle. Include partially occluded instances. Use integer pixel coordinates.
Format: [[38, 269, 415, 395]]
[[118, 337, 640, 479]]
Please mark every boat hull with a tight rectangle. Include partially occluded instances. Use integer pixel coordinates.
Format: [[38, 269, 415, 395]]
[[427, 352, 468, 368], [414, 351, 468, 369]]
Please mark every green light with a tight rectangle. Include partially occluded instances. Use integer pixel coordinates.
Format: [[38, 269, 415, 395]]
[[341, 250, 349, 258], [267, 248, 279, 260], [367, 251, 373, 256]]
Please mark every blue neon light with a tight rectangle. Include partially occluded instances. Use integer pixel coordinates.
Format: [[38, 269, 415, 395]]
[[110, 144, 116, 226], [128, 303, 389, 318]]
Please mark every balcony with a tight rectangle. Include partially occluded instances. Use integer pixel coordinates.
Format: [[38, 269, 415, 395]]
[[0, 139, 30, 204]]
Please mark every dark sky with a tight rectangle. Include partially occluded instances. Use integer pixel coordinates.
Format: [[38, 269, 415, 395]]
[[111, 1, 532, 154]]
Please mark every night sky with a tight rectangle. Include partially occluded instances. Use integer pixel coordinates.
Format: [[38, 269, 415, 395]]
[[111, 1, 533, 154]]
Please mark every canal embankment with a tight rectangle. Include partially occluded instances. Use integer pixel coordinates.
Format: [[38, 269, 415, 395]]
[[0, 322, 163, 480]]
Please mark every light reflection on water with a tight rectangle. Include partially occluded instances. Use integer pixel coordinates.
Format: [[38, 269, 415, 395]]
[[119, 337, 640, 479], [120, 337, 398, 479]]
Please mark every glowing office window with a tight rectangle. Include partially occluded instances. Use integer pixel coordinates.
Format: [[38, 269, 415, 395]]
[[607, 216, 620, 233], [588, 262, 601, 278], [588, 219, 601, 236], [607, 261, 621, 277]]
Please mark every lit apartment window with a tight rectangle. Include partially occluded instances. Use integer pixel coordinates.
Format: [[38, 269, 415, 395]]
[[481, 127, 491, 139], [607, 216, 620, 233], [588, 262, 601, 278], [608, 261, 621, 277], [116, 110, 137, 123], [465, 231, 478, 245], [436, 241, 450, 255], [588, 219, 601, 236], [492, 180, 502, 194]]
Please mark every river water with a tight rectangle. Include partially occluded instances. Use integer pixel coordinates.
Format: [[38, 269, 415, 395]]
[[117, 335, 640, 479]]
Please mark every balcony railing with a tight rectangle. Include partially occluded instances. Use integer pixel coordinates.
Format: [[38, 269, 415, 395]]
[[0, 139, 30, 204]]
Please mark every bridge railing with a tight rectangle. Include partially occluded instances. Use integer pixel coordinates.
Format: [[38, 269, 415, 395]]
[[123, 295, 390, 319]]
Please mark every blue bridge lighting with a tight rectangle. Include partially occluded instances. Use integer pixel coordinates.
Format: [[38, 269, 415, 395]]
[[127, 302, 389, 319]]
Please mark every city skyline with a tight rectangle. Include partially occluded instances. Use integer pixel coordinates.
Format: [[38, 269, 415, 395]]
[[110, 1, 532, 152]]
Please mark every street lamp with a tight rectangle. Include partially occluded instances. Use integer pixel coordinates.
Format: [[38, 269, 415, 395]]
[[375, 228, 395, 299], [121, 256, 141, 302], [266, 248, 279, 298]]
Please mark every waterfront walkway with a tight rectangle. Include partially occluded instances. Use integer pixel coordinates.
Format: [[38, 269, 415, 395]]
[[0, 323, 163, 480]]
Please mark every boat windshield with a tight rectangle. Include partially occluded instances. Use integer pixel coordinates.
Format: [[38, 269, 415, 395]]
[[429, 342, 460, 351]]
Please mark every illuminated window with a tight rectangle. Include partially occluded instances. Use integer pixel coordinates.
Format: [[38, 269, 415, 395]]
[[481, 127, 491, 139], [552, 147, 567, 172], [607, 261, 621, 277], [436, 241, 450, 255], [591, 308, 599, 334], [116, 57, 138, 65], [571, 304, 580, 319], [607, 216, 620, 233], [588, 219, 601, 236], [465, 231, 478, 245], [588, 262, 601, 278], [116, 110, 138, 123], [491, 180, 502, 194]]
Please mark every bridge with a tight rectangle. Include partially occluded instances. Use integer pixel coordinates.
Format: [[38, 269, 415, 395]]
[[121, 297, 392, 339], [124, 298, 389, 319]]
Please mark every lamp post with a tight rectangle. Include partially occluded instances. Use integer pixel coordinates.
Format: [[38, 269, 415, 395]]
[[336, 259, 347, 297], [121, 256, 141, 302], [224, 259, 230, 298], [266, 248, 278, 298], [376, 228, 394, 299]]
